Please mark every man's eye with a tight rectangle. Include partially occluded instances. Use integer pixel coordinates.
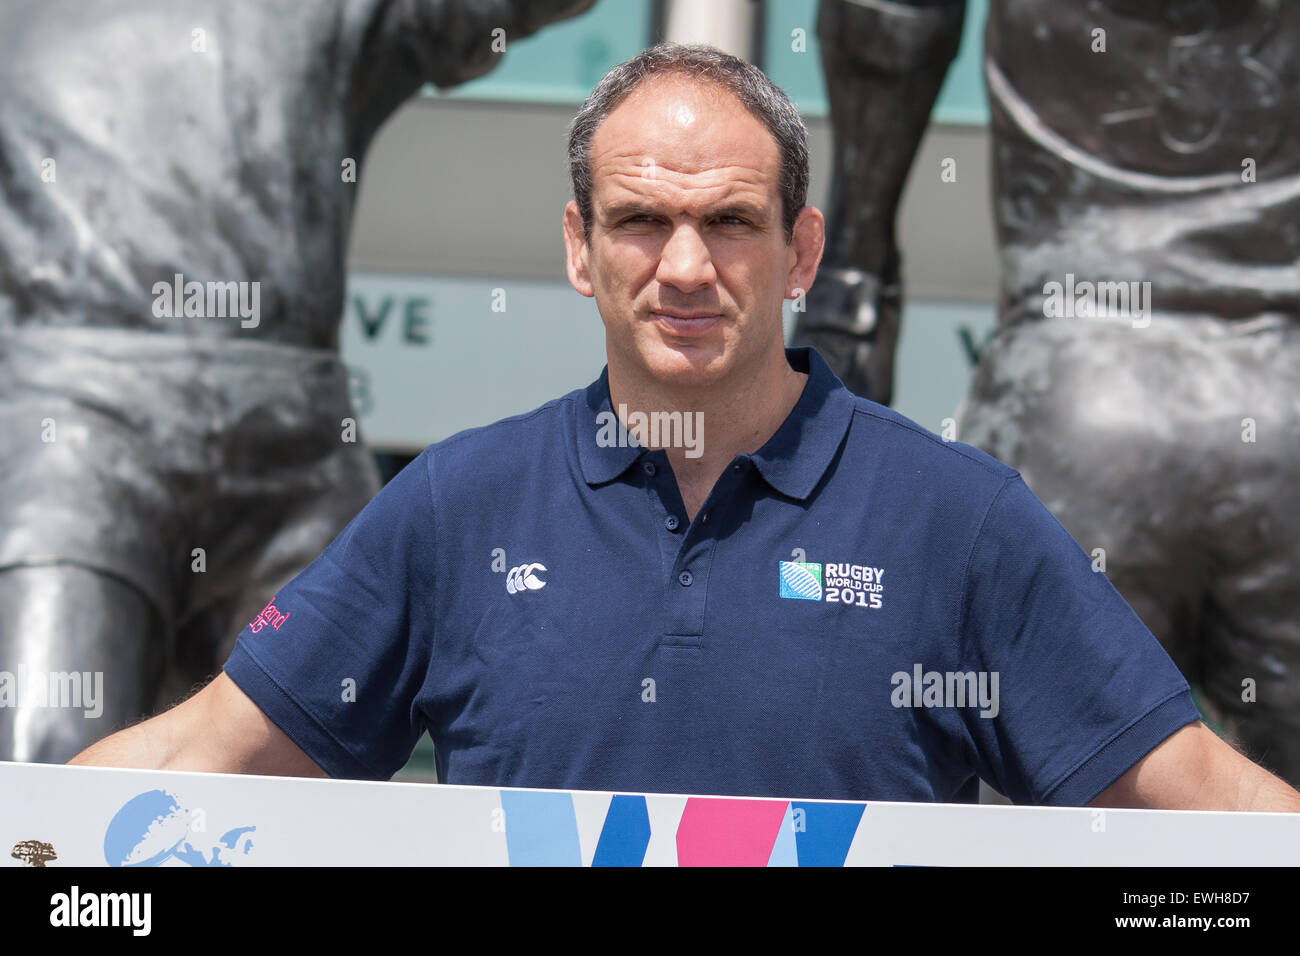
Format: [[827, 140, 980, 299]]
[[717, 216, 747, 225]]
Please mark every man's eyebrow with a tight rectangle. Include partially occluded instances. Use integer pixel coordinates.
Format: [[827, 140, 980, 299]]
[[600, 201, 659, 221], [710, 203, 768, 221], [599, 201, 769, 222]]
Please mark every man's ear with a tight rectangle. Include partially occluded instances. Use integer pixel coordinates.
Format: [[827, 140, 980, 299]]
[[563, 201, 594, 298], [786, 205, 825, 303]]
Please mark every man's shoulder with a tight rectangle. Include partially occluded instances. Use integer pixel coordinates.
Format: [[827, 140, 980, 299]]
[[843, 395, 1019, 493], [414, 386, 585, 488]]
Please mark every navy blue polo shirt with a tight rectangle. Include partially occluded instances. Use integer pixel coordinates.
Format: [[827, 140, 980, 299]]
[[223, 347, 1200, 805]]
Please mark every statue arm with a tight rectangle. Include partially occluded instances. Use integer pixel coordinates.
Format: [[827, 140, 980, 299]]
[[793, 0, 966, 404], [345, 0, 597, 146], [380, 0, 598, 91]]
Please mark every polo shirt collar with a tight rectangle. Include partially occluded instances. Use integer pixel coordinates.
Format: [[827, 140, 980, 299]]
[[748, 347, 855, 500], [578, 366, 650, 485], [577, 346, 856, 500]]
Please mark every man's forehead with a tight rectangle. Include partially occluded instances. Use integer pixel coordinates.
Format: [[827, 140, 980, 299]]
[[588, 74, 780, 192]]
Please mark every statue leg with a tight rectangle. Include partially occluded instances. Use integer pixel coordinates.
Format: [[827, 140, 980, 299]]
[[1201, 583, 1300, 786], [1194, 330, 1300, 786], [151, 343, 383, 710], [958, 319, 1208, 674], [0, 563, 166, 763], [960, 317, 1300, 787]]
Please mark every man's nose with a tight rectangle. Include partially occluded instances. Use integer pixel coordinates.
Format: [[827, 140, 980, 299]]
[[656, 222, 716, 293]]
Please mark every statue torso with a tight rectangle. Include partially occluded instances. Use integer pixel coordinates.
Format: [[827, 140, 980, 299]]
[[986, 0, 1300, 325], [0, 0, 413, 346]]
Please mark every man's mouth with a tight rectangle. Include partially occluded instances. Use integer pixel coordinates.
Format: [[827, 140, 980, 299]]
[[650, 310, 724, 336]]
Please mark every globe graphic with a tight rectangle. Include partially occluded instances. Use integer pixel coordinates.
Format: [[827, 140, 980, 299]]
[[103, 789, 192, 866]]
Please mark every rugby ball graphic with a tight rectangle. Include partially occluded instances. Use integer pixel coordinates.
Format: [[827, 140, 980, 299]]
[[779, 561, 823, 601]]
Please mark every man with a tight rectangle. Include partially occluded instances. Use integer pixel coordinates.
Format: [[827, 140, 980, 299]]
[[71, 43, 1300, 811], [0, 0, 593, 763]]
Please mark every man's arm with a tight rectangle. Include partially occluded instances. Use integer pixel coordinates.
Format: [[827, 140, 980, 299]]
[[1089, 720, 1300, 812], [67, 672, 326, 778]]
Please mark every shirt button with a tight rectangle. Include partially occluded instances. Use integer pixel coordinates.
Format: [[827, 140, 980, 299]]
[[664, 515, 680, 532], [678, 570, 694, 587], [643, 461, 657, 476]]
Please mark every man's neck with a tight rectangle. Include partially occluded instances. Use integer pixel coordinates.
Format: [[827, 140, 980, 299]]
[[608, 350, 808, 521]]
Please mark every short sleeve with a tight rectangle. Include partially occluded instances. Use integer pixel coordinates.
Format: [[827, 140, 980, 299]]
[[222, 450, 437, 780], [957, 476, 1201, 805]]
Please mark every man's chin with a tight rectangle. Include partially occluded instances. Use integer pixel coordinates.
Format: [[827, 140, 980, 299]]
[[644, 343, 729, 385]]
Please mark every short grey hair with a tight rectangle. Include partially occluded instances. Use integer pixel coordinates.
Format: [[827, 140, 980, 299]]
[[567, 42, 809, 243]]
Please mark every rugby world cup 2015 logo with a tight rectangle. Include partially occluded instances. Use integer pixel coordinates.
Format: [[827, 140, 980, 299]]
[[780, 558, 886, 609], [779, 561, 823, 601]]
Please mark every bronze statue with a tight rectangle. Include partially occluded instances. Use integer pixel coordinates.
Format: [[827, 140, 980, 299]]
[[798, 0, 1300, 784], [0, 0, 594, 762]]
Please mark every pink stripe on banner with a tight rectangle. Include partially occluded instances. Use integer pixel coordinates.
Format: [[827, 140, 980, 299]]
[[675, 798, 790, 867]]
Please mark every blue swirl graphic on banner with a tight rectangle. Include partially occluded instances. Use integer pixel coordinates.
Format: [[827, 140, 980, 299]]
[[104, 789, 256, 866]]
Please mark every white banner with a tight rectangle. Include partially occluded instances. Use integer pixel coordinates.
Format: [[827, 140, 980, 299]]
[[2, 762, 1295, 866]]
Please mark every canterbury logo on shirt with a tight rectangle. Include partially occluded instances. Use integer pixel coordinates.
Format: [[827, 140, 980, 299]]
[[506, 563, 547, 594]]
